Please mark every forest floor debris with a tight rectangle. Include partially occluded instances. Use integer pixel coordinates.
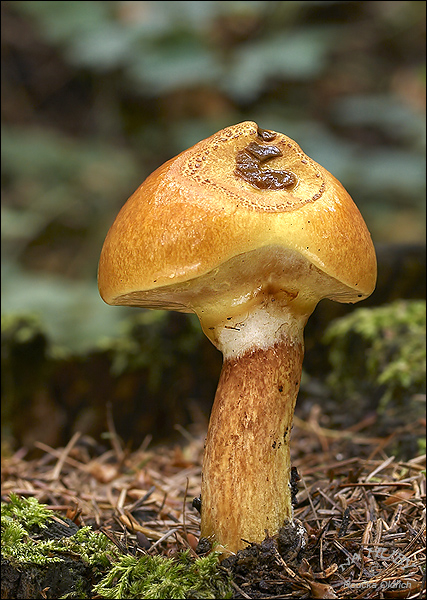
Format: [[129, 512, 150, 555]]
[[1, 406, 425, 599]]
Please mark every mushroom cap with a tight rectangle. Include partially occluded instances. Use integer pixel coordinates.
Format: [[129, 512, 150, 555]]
[[98, 121, 376, 322]]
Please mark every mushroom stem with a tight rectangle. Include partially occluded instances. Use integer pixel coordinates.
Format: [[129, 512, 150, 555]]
[[199, 300, 308, 555]]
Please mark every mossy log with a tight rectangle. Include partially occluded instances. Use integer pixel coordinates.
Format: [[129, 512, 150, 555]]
[[1, 555, 94, 600]]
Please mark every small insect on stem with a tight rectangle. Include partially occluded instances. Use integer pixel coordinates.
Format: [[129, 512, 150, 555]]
[[338, 507, 351, 538], [290, 466, 301, 506], [192, 495, 202, 513]]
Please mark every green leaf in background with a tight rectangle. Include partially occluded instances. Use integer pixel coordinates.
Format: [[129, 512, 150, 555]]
[[1, 262, 127, 354], [223, 27, 340, 100]]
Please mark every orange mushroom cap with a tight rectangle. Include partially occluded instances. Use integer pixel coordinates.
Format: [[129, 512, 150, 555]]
[[98, 121, 377, 327]]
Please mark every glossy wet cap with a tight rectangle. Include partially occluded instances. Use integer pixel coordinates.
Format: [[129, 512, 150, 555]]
[[98, 121, 377, 311]]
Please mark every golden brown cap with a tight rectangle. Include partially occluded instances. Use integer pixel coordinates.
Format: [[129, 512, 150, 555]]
[[98, 121, 377, 318]]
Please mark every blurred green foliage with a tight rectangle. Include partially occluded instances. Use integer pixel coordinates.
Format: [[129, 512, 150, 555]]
[[1, 311, 217, 450], [98, 310, 203, 384], [1, 1, 425, 449], [2, 0, 425, 352]]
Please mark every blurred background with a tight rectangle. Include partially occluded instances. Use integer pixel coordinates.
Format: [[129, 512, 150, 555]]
[[1, 1, 425, 453]]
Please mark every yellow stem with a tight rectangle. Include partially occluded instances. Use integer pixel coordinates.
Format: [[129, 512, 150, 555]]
[[200, 336, 304, 555]]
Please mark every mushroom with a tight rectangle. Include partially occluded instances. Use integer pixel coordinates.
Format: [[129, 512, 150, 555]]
[[98, 121, 377, 555]]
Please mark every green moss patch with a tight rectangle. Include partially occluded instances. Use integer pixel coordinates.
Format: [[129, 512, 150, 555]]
[[1, 494, 232, 599], [93, 551, 232, 599], [324, 300, 426, 407]]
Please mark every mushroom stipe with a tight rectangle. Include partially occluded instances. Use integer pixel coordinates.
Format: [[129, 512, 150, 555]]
[[98, 121, 377, 557]]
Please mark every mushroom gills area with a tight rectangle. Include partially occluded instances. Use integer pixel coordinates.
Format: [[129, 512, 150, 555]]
[[200, 302, 305, 555], [111, 245, 357, 339]]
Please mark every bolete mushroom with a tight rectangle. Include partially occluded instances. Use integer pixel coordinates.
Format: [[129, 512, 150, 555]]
[[98, 121, 377, 555]]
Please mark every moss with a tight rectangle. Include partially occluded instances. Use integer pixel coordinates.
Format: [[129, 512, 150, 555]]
[[93, 551, 233, 600], [2, 494, 232, 599], [1, 493, 117, 571], [323, 300, 425, 444], [2, 491, 52, 531], [323, 300, 425, 404], [96, 310, 202, 385]]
